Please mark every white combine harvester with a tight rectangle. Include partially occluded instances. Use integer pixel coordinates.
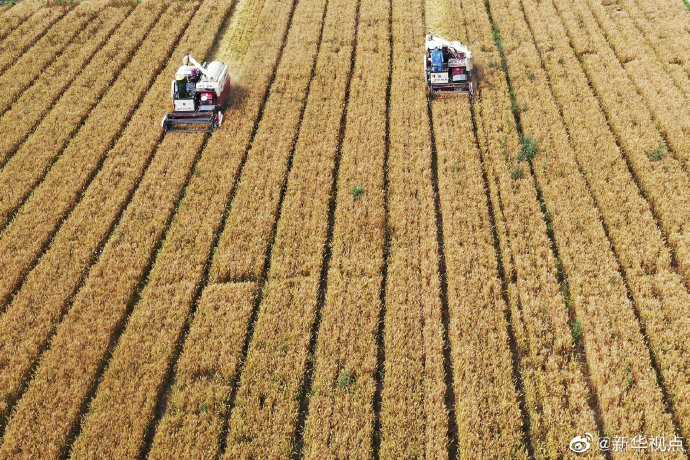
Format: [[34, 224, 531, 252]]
[[161, 54, 230, 133], [424, 32, 474, 97]]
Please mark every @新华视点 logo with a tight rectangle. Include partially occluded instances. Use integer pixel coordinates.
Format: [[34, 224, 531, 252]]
[[570, 433, 594, 453]]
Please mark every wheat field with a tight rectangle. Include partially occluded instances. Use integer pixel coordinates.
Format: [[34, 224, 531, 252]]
[[0, 0, 689, 458]]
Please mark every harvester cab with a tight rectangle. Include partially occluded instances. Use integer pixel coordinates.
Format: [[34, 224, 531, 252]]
[[161, 54, 230, 133], [424, 32, 474, 98]]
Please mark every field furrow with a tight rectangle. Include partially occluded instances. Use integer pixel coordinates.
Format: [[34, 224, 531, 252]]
[[380, 0, 451, 456], [0, 1, 40, 41], [444, 0, 604, 455], [0, 5, 68, 76], [516, 0, 690, 440], [0, 1, 157, 227], [0, 0, 200, 432], [298, 0, 388, 454], [0, 1, 188, 309], [487, 0, 677, 441], [65, 0, 310, 455], [0, 1, 111, 122]]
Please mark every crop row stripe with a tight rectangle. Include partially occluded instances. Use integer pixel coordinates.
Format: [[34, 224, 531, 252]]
[[298, 0, 388, 454], [0, 0, 198, 437], [0, 1, 110, 120], [0, 1, 41, 41], [551, 0, 690, 295], [0, 0, 292, 455], [424, 1, 531, 457], [431, 83, 528, 459], [606, 0, 690, 102], [489, 0, 677, 438], [578, 0, 690, 174], [0, 2, 148, 227], [148, 283, 258, 459], [64, 0, 311, 455], [0, 1, 181, 309], [0, 2, 110, 167], [518, 0, 690, 441], [148, 0, 341, 454], [452, 0, 603, 455], [0, 5, 69, 76], [209, 0, 356, 283], [219, 0, 361, 456], [621, 0, 690, 78], [379, 0, 451, 456]]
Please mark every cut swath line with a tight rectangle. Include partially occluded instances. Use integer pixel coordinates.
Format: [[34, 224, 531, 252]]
[[425, 102, 460, 460], [370, 0, 392, 456], [467, 91, 536, 458], [291, 0, 362, 456]]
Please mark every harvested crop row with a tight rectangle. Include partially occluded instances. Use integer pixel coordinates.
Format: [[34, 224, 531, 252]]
[[0, 5, 68, 76], [0, 1, 40, 41], [488, 0, 676, 439], [0, 0, 284, 455], [450, 0, 601, 455], [0, 1, 188, 309], [578, 0, 690, 172], [215, 0, 268, 69], [379, 0, 449, 456], [65, 0, 309, 455], [147, 283, 258, 459], [0, 1, 111, 120], [0, 0, 165, 233], [518, 0, 690, 440], [431, 97, 526, 457], [209, 0, 350, 282], [299, 0, 388, 453], [0, 0, 199, 428]]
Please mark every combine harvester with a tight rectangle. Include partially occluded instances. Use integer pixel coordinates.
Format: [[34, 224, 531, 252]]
[[424, 32, 474, 99], [161, 54, 230, 133]]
